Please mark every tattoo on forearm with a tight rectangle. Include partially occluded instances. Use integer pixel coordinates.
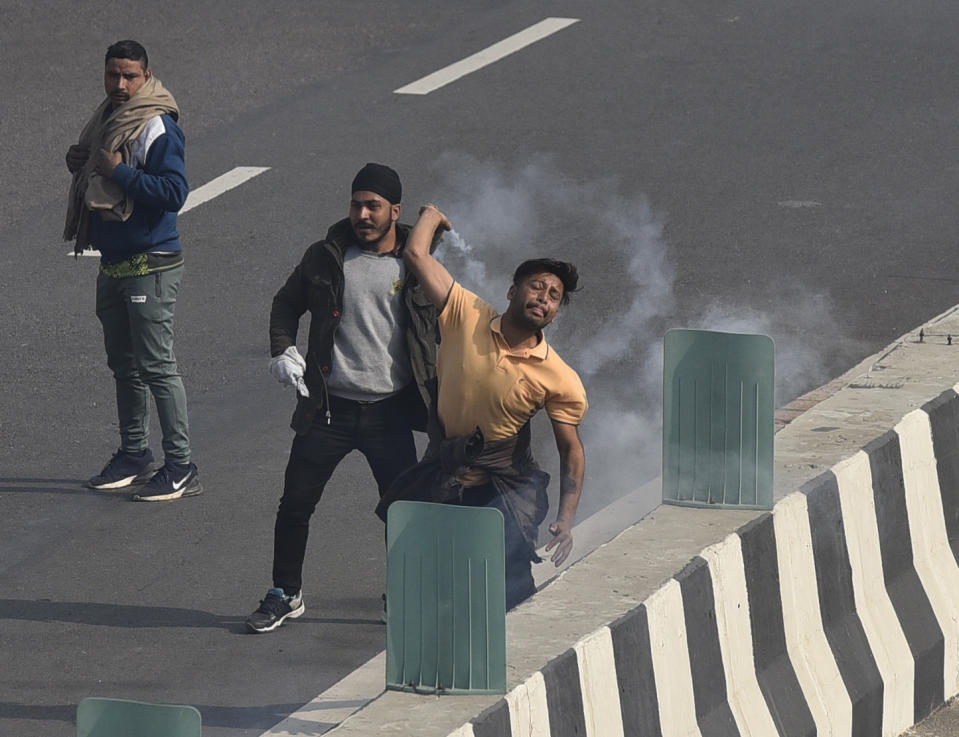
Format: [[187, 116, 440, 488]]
[[559, 471, 579, 497]]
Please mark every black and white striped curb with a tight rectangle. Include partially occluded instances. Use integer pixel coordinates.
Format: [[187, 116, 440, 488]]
[[449, 387, 959, 737]]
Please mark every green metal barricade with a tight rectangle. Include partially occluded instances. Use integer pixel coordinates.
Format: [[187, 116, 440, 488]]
[[662, 328, 775, 510], [385, 501, 507, 694], [77, 697, 202, 737]]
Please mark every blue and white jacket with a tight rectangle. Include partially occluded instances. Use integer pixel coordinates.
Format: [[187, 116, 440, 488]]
[[90, 113, 189, 264]]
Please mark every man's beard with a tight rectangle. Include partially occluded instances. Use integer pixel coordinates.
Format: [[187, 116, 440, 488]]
[[352, 222, 390, 248], [513, 304, 551, 332]]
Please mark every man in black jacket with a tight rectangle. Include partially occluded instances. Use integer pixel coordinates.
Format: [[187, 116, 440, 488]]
[[246, 164, 437, 633]]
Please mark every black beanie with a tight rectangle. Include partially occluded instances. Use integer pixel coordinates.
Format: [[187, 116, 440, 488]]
[[351, 163, 402, 204]]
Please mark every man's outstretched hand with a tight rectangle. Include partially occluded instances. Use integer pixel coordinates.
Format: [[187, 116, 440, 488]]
[[545, 517, 573, 566]]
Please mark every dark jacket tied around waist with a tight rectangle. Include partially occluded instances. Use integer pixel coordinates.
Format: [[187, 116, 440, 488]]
[[376, 378, 550, 562]]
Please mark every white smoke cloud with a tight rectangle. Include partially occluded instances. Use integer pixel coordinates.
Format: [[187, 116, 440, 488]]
[[691, 289, 856, 407], [425, 153, 671, 514], [424, 153, 853, 516]]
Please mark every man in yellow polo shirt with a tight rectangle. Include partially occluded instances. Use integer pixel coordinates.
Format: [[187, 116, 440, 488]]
[[376, 203, 587, 609]]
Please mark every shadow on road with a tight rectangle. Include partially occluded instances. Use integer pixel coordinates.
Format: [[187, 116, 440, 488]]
[[0, 700, 318, 729], [0, 598, 381, 631], [0, 477, 90, 496]]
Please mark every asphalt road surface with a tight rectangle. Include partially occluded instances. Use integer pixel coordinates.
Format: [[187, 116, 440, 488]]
[[4, 2, 959, 735]]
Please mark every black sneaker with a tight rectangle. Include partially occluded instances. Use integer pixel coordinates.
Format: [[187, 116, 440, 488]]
[[132, 462, 202, 502], [86, 448, 157, 489], [246, 588, 305, 633]]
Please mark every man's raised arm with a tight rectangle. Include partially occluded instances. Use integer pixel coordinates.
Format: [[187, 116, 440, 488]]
[[404, 204, 455, 311]]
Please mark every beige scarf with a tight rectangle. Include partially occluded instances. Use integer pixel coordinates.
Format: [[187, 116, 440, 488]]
[[63, 76, 179, 254]]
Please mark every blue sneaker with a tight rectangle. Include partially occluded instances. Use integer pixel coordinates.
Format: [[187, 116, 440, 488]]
[[132, 462, 202, 502], [86, 449, 157, 490], [246, 588, 305, 633]]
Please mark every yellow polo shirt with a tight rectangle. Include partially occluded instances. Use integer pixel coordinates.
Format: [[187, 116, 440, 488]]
[[437, 283, 588, 445]]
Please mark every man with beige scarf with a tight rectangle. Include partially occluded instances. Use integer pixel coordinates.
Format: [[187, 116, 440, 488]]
[[64, 40, 201, 502]]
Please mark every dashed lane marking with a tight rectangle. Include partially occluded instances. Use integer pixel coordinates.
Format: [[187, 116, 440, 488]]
[[180, 166, 271, 214], [394, 17, 580, 95], [66, 166, 271, 257]]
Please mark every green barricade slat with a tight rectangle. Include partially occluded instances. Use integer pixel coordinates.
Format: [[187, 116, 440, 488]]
[[663, 328, 775, 510], [386, 501, 507, 694], [76, 697, 202, 737]]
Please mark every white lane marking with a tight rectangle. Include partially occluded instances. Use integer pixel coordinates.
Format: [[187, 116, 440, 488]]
[[258, 651, 385, 737], [66, 166, 271, 256], [180, 166, 270, 214], [394, 17, 580, 95]]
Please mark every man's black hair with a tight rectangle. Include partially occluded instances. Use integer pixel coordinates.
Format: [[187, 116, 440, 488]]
[[512, 258, 579, 306], [105, 40, 148, 69]]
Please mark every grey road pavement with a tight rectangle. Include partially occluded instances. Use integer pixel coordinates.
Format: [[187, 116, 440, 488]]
[[3, 1, 959, 735]]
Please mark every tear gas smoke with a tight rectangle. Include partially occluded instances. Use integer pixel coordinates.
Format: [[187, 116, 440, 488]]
[[426, 153, 858, 520]]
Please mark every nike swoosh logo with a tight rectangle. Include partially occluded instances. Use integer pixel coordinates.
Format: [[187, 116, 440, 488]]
[[173, 474, 191, 491]]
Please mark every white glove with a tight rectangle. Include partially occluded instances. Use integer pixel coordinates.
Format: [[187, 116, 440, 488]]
[[270, 346, 310, 397]]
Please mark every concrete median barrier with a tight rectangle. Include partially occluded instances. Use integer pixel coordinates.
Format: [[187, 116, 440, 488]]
[[326, 306, 959, 737]]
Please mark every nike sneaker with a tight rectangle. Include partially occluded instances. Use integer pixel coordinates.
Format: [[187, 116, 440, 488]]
[[132, 461, 202, 502]]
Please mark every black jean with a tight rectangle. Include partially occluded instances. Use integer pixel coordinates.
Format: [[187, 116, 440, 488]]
[[272, 393, 417, 594], [450, 484, 538, 610]]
